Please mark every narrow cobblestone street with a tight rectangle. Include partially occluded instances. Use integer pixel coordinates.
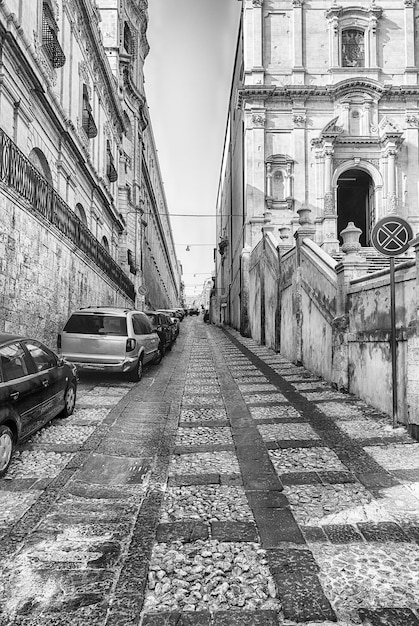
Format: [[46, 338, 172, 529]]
[[1, 316, 419, 625]]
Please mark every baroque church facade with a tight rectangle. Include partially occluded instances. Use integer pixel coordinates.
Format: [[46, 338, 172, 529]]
[[215, 0, 419, 332], [0, 0, 180, 345]]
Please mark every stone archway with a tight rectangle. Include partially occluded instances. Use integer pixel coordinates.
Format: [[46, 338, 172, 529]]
[[333, 161, 383, 247], [336, 168, 374, 246]]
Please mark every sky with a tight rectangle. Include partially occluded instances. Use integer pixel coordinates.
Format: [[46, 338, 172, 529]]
[[144, 0, 242, 300]]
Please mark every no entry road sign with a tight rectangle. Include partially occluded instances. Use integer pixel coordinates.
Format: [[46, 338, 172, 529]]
[[371, 216, 413, 257]]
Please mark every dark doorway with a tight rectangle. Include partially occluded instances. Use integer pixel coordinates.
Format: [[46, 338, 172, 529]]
[[337, 169, 374, 247]]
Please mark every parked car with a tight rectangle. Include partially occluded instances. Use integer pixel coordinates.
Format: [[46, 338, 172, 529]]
[[0, 333, 78, 477], [145, 311, 174, 355], [156, 310, 180, 337], [58, 307, 161, 381], [188, 307, 199, 316]]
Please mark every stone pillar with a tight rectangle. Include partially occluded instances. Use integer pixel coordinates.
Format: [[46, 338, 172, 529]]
[[292, 0, 304, 83], [240, 246, 252, 337], [406, 234, 419, 440], [246, 110, 266, 245], [387, 148, 397, 213], [250, 0, 264, 83], [332, 224, 369, 391], [404, 0, 416, 79]]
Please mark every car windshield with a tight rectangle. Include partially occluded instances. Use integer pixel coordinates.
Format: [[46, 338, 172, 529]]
[[63, 314, 128, 336]]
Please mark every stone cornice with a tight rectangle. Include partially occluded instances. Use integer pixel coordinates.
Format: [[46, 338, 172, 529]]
[[238, 79, 419, 106]]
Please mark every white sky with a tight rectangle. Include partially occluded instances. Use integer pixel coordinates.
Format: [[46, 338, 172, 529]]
[[144, 0, 241, 299]]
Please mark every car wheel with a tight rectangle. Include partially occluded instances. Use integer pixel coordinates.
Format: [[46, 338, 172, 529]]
[[61, 383, 76, 418], [154, 345, 163, 364], [0, 425, 14, 477], [129, 358, 143, 382]]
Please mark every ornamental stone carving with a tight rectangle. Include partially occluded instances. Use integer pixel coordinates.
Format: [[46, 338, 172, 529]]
[[404, 0, 415, 6], [406, 115, 419, 128], [293, 114, 306, 127], [324, 191, 335, 215], [387, 193, 398, 213], [292, 0, 304, 6], [251, 114, 265, 128], [252, 0, 263, 6]]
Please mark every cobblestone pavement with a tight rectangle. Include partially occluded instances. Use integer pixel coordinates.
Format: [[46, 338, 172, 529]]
[[1, 318, 419, 625]]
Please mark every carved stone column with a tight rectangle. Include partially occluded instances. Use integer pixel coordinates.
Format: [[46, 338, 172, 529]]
[[387, 148, 398, 213], [323, 146, 334, 215]]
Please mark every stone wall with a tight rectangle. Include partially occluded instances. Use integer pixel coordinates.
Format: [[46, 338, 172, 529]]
[[0, 191, 133, 351], [245, 229, 419, 435]]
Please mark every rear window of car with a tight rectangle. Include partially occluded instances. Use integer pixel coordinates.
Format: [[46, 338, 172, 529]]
[[63, 314, 128, 336]]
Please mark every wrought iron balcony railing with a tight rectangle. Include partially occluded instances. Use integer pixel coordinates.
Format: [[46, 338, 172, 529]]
[[0, 128, 135, 301]]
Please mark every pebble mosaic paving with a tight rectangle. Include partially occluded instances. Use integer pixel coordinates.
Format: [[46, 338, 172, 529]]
[[160, 486, 254, 522], [2, 320, 419, 626], [174, 427, 233, 447], [169, 451, 241, 476]]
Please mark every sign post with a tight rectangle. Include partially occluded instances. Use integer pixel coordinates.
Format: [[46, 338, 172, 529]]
[[371, 216, 413, 427]]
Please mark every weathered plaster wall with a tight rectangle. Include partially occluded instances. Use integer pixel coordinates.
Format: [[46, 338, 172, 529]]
[[346, 266, 416, 422], [0, 194, 132, 350], [249, 241, 263, 344]]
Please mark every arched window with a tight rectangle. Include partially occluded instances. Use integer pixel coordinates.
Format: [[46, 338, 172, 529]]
[[101, 236, 110, 252], [342, 29, 365, 67], [74, 203, 88, 225], [28, 148, 53, 186]]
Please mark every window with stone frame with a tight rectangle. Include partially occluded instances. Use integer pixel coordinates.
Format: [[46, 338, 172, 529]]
[[82, 85, 97, 139], [342, 29, 365, 67], [106, 140, 118, 183], [42, 1, 66, 68]]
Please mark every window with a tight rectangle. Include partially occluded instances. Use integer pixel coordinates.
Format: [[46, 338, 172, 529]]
[[25, 342, 56, 372], [101, 236, 110, 252], [127, 249, 136, 274], [123, 23, 133, 55], [64, 314, 128, 336], [82, 85, 97, 139], [75, 203, 88, 225], [106, 141, 118, 183], [42, 1, 66, 68], [132, 314, 153, 335], [342, 29, 364, 67], [272, 171, 285, 201], [0, 343, 29, 382]]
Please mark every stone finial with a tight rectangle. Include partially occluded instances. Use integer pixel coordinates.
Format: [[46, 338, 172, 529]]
[[340, 221, 362, 254], [297, 207, 312, 225]]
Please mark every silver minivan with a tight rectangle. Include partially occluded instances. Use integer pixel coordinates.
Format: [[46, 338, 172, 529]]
[[58, 307, 161, 381]]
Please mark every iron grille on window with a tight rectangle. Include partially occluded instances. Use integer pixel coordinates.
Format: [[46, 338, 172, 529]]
[[42, 2, 66, 68], [342, 29, 365, 67], [123, 23, 133, 55], [82, 85, 98, 139], [107, 142, 118, 183]]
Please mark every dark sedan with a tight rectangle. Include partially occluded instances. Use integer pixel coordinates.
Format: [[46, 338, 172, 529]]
[[0, 333, 78, 477], [145, 312, 175, 356]]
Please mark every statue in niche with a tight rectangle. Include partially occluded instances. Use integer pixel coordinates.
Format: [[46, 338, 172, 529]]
[[342, 29, 365, 67]]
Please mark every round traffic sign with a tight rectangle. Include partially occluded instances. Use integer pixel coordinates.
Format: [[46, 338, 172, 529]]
[[371, 216, 413, 257], [138, 285, 148, 295]]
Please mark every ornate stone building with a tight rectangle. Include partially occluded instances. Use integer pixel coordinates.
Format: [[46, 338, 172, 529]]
[[0, 0, 180, 345], [215, 0, 419, 333]]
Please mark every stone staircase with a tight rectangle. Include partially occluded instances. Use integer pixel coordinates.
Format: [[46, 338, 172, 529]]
[[332, 247, 415, 274]]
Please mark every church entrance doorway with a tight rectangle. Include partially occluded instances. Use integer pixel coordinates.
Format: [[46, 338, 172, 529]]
[[337, 168, 374, 247]]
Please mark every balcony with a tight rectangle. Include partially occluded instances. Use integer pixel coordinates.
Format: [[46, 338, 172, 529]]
[[0, 128, 134, 301]]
